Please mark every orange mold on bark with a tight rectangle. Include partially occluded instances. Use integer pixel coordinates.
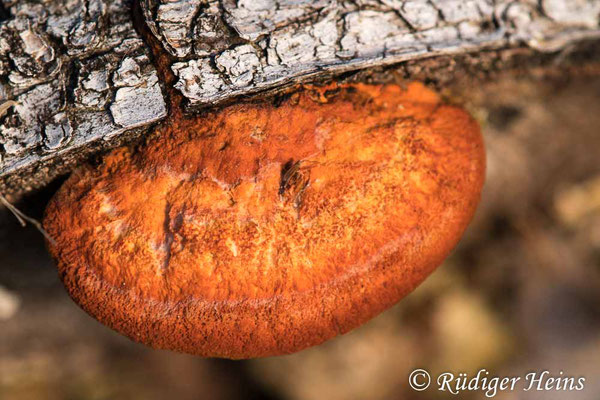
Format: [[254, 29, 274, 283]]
[[43, 82, 485, 358]]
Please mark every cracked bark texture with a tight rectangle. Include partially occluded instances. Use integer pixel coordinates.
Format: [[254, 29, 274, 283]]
[[0, 0, 167, 191], [1, 0, 600, 195], [141, 0, 600, 107]]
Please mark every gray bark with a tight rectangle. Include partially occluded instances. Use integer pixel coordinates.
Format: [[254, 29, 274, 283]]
[[0, 0, 167, 194], [1, 0, 599, 195], [141, 0, 600, 106]]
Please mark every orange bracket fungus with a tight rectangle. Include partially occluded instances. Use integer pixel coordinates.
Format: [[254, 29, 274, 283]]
[[43, 82, 485, 359]]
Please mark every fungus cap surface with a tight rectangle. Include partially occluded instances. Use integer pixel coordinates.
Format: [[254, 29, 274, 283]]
[[44, 83, 485, 358]]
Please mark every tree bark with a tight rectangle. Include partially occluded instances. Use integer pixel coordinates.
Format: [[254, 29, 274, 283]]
[[1, 0, 599, 196]]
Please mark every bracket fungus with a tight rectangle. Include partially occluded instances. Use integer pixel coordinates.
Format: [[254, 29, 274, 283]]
[[43, 82, 485, 358]]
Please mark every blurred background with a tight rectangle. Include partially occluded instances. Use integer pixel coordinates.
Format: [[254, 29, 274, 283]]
[[1, 72, 600, 400]]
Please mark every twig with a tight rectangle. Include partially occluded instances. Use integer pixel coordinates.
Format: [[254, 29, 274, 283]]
[[0, 100, 17, 118], [0, 194, 57, 246]]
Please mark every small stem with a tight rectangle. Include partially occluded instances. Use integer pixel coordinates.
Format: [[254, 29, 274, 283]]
[[0, 194, 57, 246], [0, 100, 17, 118]]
